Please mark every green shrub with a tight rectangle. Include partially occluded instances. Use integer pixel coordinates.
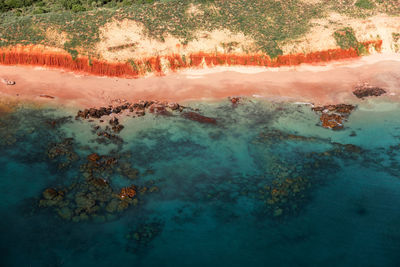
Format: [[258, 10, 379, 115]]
[[71, 4, 86, 12], [259, 41, 283, 59], [393, 32, 400, 42], [32, 7, 48, 14], [355, 0, 375, 9], [333, 27, 359, 49], [4, 0, 33, 9], [61, 0, 81, 10]]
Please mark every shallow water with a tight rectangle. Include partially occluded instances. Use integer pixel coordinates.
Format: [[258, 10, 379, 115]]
[[1, 98, 400, 267]]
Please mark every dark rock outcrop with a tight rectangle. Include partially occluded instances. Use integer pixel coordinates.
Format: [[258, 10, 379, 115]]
[[353, 84, 386, 99]]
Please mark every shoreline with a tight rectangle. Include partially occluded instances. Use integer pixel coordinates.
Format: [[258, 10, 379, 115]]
[[1, 53, 400, 110]]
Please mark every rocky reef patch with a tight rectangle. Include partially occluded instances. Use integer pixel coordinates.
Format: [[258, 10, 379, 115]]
[[312, 104, 355, 130], [39, 150, 159, 223]]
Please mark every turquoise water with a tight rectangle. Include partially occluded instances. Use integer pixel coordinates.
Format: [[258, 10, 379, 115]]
[[1, 98, 400, 266]]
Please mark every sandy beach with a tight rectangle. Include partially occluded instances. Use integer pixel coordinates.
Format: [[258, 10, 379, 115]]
[[1, 53, 400, 108]]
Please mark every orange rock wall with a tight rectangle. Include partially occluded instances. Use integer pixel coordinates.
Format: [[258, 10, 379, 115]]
[[0, 40, 382, 78]]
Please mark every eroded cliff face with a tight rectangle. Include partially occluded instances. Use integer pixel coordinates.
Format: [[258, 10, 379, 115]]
[[0, 40, 382, 78]]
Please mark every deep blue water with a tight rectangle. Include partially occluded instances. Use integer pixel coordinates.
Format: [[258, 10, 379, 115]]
[[1, 98, 400, 267]]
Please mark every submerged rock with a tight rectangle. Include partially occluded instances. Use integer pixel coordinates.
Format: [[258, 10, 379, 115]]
[[324, 143, 363, 159], [257, 129, 325, 144], [126, 221, 163, 253], [117, 161, 139, 179], [87, 153, 100, 162], [182, 111, 217, 124], [119, 185, 137, 199], [45, 116, 72, 128], [262, 176, 312, 218], [39, 188, 65, 207], [47, 138, 79, 169], [42, 188, 62, 200]]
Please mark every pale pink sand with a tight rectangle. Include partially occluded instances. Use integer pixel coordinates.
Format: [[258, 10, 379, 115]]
[[0, 53, 400, 108]]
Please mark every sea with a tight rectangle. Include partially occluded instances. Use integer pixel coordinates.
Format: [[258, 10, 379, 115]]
[[0, 96, 400, 267]]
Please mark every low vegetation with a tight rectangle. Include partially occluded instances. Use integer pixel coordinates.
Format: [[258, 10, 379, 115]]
[[0, 0, 398, 59], [355, 0, 375, 10], [333, 27, 382, 56], [333, 27, 359, 50]]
